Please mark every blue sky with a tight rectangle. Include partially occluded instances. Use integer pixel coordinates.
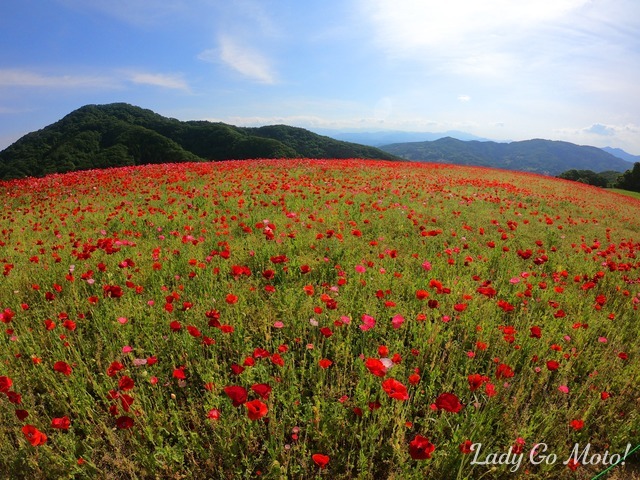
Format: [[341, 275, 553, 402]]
[[1, 0, 639, 153]]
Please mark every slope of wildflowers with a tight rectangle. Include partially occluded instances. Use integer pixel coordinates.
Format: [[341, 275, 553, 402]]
[[0, 159, 639, 479]]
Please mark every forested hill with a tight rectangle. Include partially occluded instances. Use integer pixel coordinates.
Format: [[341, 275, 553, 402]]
[[379, 137, 632, 176], [0, 103, 398, 179]]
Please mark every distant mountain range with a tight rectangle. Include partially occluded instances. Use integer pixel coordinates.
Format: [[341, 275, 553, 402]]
[[0, 103, 397, 180], [379, 137, 634, 176], [1, 104, 637, 180], [316, 129, 490, 146], [601, 146, 640, 163]]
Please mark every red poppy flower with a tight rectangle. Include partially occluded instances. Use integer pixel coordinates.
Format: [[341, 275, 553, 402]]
[[224, 386, 248, 406], [115, 415, 134, 429], [0, 375, 12, 393], [245, 399, 268, 420], [365, 358, 387, 377], [51, 416, 71, 430], [186, 325, 201, 337], [318, 358, 333, 369], [261, 269, 275, 280], [381, 378, 409, 401], [319, 327, 333, 338], [435, 392, 463, 413], [120, 394, 134, 412], [468, 373, 488, 391], [459, 440, 474, 454], [408, 435, 435, 459], [416, 290, 429, 300], [242, 357, 256, 368], [53, 361, 72, 376], [253, 348, 270, 358], [7, 391, 22, 404], [567, 459, 580, 471], [485, 382, 497, 397], [118, 376, 135, 391], [570, 419, 584, 430], [225, 294, 238, 304], [106, 361, 124, 377], [271, 353, 284, 367], [251, 383, 272, 399], [495, 363, 514, 379], [15, 409, 29, 421], [546, 360, 560, 371], [312, 453, 330, 469], [22, 425, 47, 446], [454, 303, 467, 312]]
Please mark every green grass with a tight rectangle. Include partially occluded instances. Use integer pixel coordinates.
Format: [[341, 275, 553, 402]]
[[608, 188, 640, 200], [0, 159, 639, 480]]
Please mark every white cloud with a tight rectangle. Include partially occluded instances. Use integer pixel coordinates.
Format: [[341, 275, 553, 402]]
[[584, 123, 615, 136], [555, 123, 640, 152], [357, 0, 605, 83], [362, 0, 588, 52], [457, 95, 471, 102], [125, 72, 190, 91], [0, 68, 191, 92], [0, 69, 117, 89], [200, 36, 277, 84]]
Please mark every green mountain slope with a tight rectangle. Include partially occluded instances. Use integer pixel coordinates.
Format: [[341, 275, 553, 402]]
[[0, 103, 397, 179], [380, 137, 632, 176]]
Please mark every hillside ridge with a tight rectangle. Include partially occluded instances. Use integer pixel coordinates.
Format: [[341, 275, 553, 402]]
[[0, 103, 398, 179], [380, 136, 633, 175]]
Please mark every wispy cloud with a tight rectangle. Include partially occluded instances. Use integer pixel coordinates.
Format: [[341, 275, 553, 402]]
[[125, 71, 190, 91], [0, 68, 191, 92], [0, 69, 117, 89], [199, 36, 277, 84]]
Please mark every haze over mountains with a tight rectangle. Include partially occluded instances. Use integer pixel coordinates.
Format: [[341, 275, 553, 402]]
[[314, 130, 491, 146], [601, 147, 640, 164]]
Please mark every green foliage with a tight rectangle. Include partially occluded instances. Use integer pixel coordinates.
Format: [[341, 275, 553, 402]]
[[556, 169, 608, 187], [598, 170, 623, 186], [381, 137, 632, 176], [615, 162, 640, 193], [0, 103, 398, 180]]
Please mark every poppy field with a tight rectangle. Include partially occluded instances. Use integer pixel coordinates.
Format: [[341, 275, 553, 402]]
[[0, 158, 639, 479]]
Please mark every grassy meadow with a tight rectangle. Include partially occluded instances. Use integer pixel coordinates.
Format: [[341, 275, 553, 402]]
[[0, 159, 639, 479]]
